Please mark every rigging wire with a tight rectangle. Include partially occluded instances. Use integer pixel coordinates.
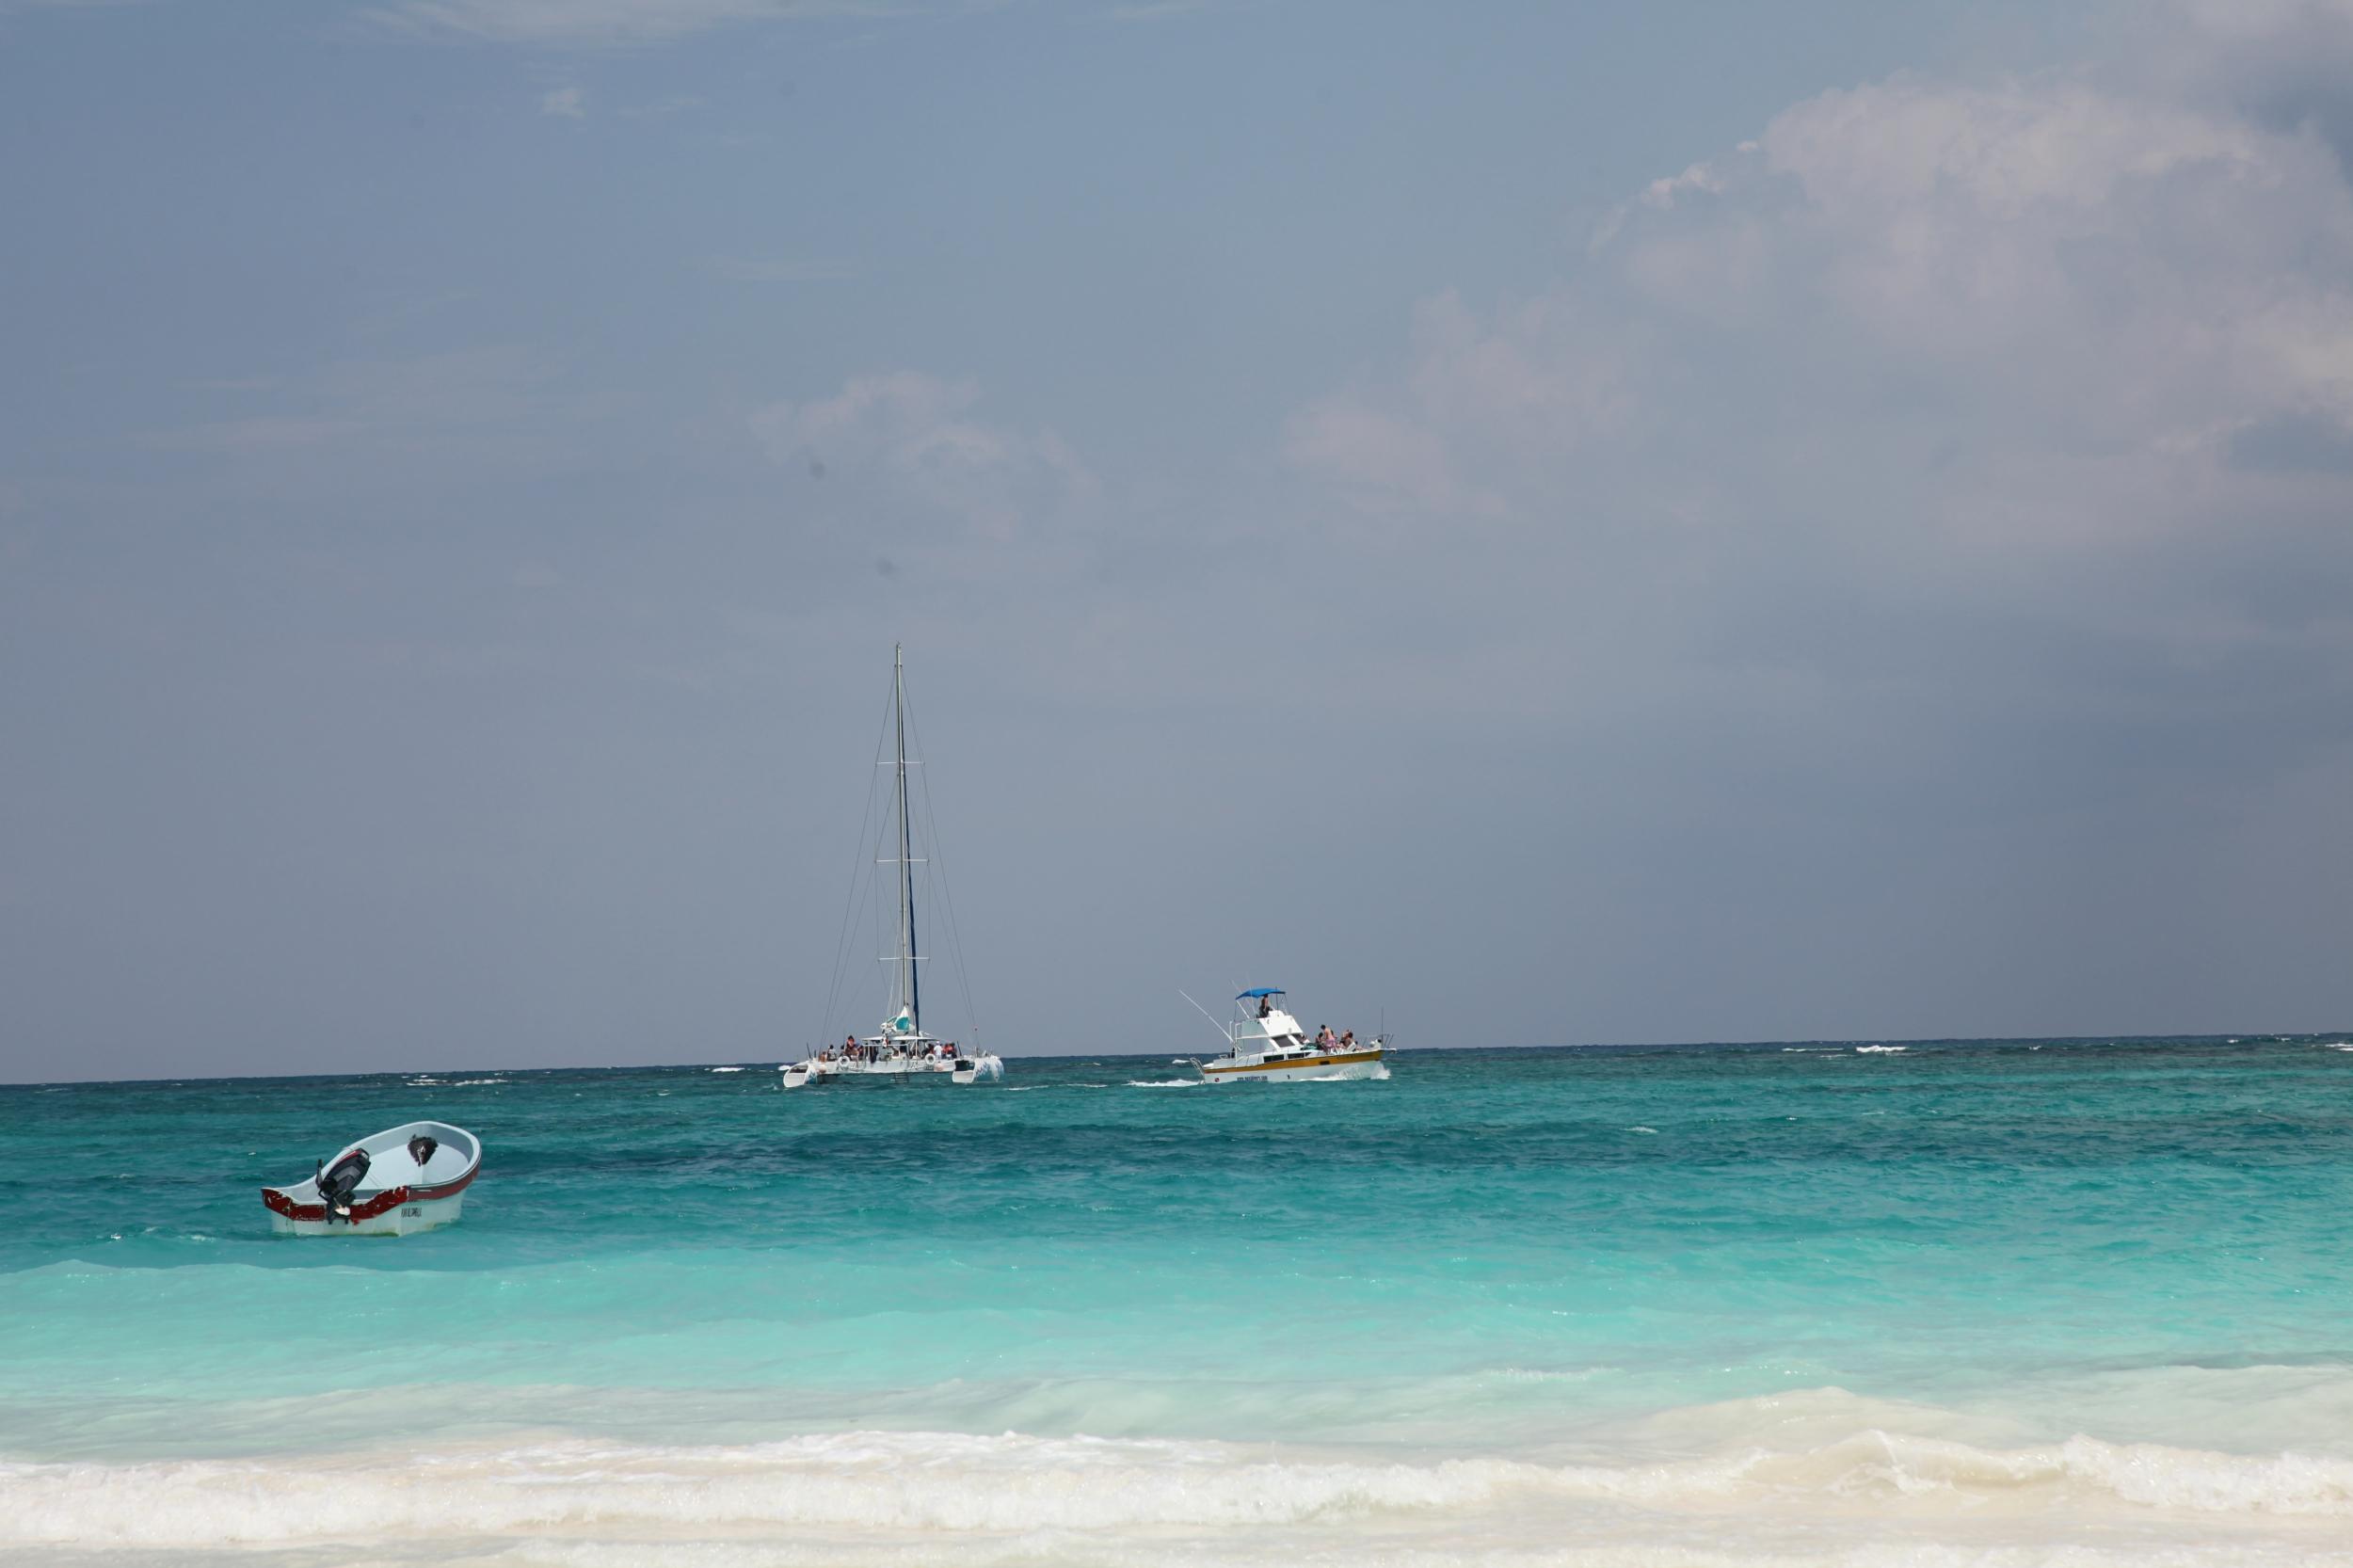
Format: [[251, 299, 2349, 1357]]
[[816, 678, 897, 1046], [903, 689, 983, 1048]]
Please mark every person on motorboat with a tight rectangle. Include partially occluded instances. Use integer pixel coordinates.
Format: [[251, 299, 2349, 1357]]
[[1257, 995, 1273, 1018]]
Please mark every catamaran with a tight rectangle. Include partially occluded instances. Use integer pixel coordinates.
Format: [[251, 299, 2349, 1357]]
[[1179, 988, 1389, 1083], [781, 648, 1003, 1090]]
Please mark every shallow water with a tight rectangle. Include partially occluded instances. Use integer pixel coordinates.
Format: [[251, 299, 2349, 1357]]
[[4, 1038, 2351, 1564]]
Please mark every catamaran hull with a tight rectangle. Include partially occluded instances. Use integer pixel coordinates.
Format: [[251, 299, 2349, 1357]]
[[1200, 1049, 1388, 1084], [782, 1054, 1004, 1089]]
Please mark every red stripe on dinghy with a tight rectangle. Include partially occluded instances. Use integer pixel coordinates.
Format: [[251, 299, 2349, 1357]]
[[261, 1160, 474, 1222], [261, 1187, 324, 1221], [342, 1185, 409, 1220]]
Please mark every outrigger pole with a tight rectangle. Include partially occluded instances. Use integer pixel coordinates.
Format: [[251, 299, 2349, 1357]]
[[1178, 990, 1234, 1044]]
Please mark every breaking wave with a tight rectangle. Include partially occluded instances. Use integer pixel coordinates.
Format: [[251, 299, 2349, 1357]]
[[8, 1420, 2351, 1560]]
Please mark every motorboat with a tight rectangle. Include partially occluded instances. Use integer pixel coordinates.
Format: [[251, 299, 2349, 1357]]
[[780, 648, 1006, 1090], [1179, 988, 1389, 1083], [262, 1120, 480, 1236]]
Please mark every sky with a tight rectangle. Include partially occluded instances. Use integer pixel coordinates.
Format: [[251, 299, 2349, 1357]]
[[3, 0, 2349, 1081]]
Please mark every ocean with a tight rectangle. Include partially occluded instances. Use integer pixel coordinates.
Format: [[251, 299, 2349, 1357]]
[[4, 1037, 2350, 1565]]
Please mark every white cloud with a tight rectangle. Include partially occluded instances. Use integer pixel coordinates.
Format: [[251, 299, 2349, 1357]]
[[147, 346, 613, 481], [1287, 395, 1482, 520], [371, 0, 919, 45], [1308, 60, 2353, 539], [538, 85, 584, 118], [1104, 0, 1221, 20], [749, 372, 1096, 545], [1284, 22, 2353, 775], [1640, 159, 1727, 211], [1287, 289, 1632, 520]]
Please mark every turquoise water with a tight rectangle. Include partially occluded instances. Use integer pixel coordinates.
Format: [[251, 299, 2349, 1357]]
[[6, 1038, 2353, 1564]]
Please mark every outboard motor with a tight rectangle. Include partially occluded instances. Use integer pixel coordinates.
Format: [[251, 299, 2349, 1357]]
[[316, 1149, 371, 1220]]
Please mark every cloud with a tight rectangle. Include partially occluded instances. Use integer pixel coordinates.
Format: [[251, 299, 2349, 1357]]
[[146, 346, 613, 482], [538, 85, 584, 117], [1287, 393, 1484, 520], [370, 0, 922, 45], [1287, 288, 1638, 526], [619, 94, 706, 119], [749, 371, 1096, 547], [1284, 22, 2353, 801], [1308, 60, 2353, 523], [1103, 0, 1220, 20]]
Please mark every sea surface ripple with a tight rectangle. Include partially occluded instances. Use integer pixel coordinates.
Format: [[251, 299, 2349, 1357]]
[[3, 1037, 2350, 1564]]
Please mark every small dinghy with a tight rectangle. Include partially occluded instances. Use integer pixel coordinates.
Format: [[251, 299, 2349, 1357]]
[[262, 1121, 480, 1237]]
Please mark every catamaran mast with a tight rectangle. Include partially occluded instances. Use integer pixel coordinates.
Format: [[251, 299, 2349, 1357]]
[[894, 644, 920, 1035]]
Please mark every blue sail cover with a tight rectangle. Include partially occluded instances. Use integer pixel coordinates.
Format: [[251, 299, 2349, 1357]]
[[1235, 987, 1286, 999]]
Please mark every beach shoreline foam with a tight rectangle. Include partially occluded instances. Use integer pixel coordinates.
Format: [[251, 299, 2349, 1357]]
[[8, 1409, 2353, 1565]]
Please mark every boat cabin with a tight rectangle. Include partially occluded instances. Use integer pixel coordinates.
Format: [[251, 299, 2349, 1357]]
[[1233, 987, 1309, 1053]]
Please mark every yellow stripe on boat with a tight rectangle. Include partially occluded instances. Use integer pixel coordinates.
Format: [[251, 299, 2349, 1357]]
[[1201, 1049, 1385, 1076]]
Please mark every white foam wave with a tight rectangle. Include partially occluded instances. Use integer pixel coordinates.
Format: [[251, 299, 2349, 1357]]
[[8, 1423, 2351, 1553], [710, 1066, 745, 1073], [1854, 1046, 1908, 1054], [1127, 1079, 1204, 1089]]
